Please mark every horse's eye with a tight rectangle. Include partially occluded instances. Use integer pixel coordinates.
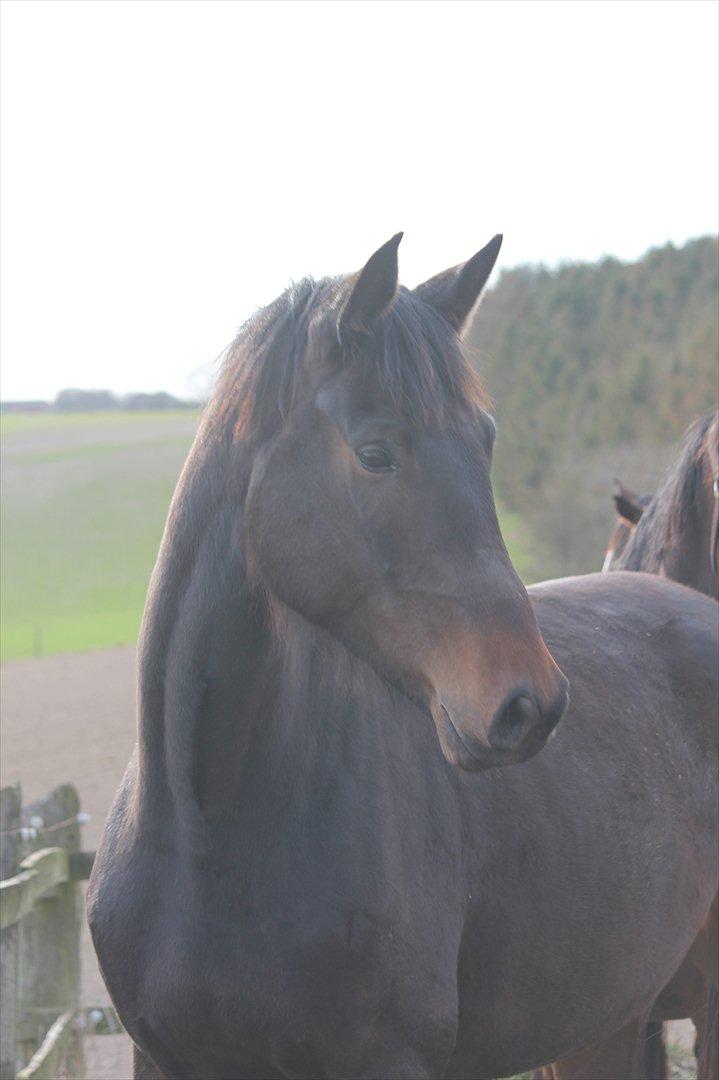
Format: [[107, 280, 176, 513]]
[[357, 444, 395, 473]]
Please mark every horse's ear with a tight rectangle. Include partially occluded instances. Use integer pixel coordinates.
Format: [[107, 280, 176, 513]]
[[414, 233, 503, 334], [338, 233, 403, 348], [612, 479, 644, 526]]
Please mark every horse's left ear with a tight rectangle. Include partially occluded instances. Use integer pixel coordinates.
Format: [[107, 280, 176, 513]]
[[613, 479, 644, 526], [338, 233, 403, 348], [414, 233, 503, 334]]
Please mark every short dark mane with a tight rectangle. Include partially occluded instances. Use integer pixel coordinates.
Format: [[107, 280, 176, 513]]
[[615, 413, 716, 572], [205, 275, 489, 444]]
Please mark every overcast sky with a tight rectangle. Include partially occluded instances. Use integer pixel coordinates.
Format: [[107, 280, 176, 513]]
[[1, 0, 717, 402]]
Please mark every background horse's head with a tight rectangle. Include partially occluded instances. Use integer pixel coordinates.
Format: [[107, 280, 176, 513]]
[[207, 234, 568, 770], [601, 479, 651, 572], [605, 411, 719, 598]]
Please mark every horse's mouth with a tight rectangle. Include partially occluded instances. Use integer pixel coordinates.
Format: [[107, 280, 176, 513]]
[[436, 702, 495, 772]]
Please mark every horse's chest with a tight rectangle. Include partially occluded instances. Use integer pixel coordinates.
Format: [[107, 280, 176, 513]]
[[145, 887, 446, 1079], [95, 770, 464, 1077]]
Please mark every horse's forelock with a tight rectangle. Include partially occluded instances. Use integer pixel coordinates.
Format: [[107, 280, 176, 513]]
[[206, 276, 490, 446]]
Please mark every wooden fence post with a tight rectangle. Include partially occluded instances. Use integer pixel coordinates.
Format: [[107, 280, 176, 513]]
[[17, 785, 84, 1079], [0, 784, 21, 1080]]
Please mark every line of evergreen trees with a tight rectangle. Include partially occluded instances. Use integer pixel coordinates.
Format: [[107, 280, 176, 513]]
[[467, 236, 718, 578]]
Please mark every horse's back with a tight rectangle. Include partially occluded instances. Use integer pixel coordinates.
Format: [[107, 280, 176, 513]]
[[530, 570, 718, 744], [529, 568, 717, 633]]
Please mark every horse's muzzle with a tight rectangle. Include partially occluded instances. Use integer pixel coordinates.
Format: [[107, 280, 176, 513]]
[[437, 677, 569, 771]]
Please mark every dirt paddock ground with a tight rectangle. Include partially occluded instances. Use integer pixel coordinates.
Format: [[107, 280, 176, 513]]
[[0, 647, 697, 1080], [1, 647, 136, 1079]]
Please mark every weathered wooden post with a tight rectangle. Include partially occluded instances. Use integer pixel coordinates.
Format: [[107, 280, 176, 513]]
[[0, 784, 21, 1080], [0, 783, 119, 1077], [17, 785, 84, 1078]]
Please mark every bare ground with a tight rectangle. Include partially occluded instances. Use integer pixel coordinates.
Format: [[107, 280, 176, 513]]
[[0, 648, 698, 1079], [1, 647, 137, 1079]]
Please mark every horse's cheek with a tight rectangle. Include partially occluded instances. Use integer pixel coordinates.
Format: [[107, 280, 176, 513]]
[[244, 437, 359, 620]]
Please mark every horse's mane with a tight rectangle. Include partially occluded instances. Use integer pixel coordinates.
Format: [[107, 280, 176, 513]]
[[204, 275, 489, 445], [614, 413, 716, 573]]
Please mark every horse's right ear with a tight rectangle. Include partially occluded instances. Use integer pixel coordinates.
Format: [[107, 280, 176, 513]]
[[338, 233, 403, 348], [413, 234, 502, 334], [613, 479, 644, 525]]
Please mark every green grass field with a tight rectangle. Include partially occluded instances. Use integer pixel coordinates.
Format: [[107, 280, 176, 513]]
[[0, 410, 536, 661], [0, 411, 199, 660]]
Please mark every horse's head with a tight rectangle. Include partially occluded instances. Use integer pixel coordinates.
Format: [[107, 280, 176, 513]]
[[605, 413, 718, 599], [240, 234, 568, 770], [602, 479, 649, 572]]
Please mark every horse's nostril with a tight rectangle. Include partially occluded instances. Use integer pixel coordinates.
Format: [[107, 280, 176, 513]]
[[546, 678, 570, 733], [488, 693, 540, 752]]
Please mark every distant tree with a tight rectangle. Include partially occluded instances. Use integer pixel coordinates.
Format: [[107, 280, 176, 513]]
[[0, 400, 51, 413], [467, 235, 719, 578], [55, 388, 119, 411], [122, 391, 183, 411]]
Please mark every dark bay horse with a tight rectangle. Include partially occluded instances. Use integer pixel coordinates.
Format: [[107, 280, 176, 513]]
[[537, 411, 719, 1080], [88, 236, 718, 1080], [605, 412, 719, 598], [611, 412, 719, 1080]]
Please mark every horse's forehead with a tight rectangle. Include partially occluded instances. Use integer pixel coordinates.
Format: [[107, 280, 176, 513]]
[[315, 365, 407, 431]]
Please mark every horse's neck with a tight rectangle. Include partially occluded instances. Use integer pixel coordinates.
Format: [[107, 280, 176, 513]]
[[133, 454, 390, 847], [133, 435, 264, 842], [619, 465, 717, 595], [674, 480, 719, 597], [137, 583, 395, 843], [194, 603, 393, 830]]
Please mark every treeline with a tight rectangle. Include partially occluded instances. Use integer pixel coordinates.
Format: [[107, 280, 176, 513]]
[[1, 389, 199, 413], [468, 235, 718, 579], [55, 388, 198, 411]]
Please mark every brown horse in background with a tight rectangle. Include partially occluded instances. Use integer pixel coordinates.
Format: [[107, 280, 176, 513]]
[[88, 237, 718, 1080], [600, 479, 651, 572], [606, 411, 719, 598], [537, 411, 719, 1080]]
